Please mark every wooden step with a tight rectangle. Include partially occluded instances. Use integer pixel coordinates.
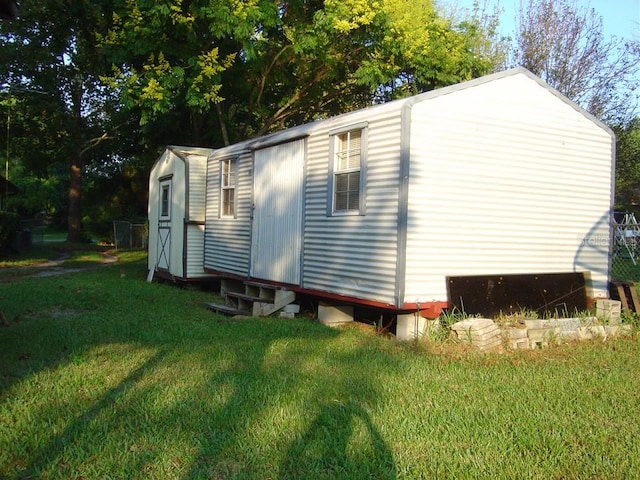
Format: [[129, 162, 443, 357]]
[[225, 291, 274, 304], [206, 303, 249, 316]]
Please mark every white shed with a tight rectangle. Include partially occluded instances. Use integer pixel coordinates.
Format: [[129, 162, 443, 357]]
[[203, 68, 614, 317], [148, 145, 215, 282]]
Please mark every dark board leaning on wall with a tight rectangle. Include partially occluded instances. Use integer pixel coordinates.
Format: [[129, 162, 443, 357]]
[[447, 272, 588, 318]]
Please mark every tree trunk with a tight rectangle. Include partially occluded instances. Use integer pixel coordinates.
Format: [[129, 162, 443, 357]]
[[67, 76, 85, 243], [67, 154, 83, 242]]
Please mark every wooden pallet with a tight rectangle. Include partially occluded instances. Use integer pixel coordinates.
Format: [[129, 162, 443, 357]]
[[610, 281, 640, 314]]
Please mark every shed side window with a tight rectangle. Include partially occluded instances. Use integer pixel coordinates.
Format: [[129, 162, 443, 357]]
[[221, 158, 236, 217], [330, 126, 366, 215], [160, 182, 171, 219]]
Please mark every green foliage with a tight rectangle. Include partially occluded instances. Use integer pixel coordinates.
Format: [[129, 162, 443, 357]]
[[614, 119, 640, 209], [1, 0, 509, 240], [99, 0, 499, 142]]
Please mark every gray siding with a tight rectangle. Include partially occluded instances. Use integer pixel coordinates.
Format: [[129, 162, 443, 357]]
[[302, 107, 404, 305], [204, 148, 253, 276]]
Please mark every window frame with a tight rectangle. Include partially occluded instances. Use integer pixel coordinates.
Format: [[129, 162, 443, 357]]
[[327, 122, 368, 216], [159, 176, 172, 220], [220, 157, 237, 218]]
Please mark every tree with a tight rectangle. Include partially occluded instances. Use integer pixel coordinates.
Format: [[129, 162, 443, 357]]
[[99, 0, 497, 145], [614, 120, 640, 208], [513, 0, 640, 124], [0, 0, 123, 241], [443, 0, 510, 75]]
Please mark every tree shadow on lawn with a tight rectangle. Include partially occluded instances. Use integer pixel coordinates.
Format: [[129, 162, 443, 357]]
[[2, 288, 399, 479], [181, 324, 399, 480]]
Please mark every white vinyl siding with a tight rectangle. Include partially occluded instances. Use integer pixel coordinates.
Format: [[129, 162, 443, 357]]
[[187, 157, 207, 222], [148, 146, 213, 280], [402, 73, 613, 304]]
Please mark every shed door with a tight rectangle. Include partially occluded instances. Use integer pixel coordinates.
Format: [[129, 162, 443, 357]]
[[157, 179, 172, 270], [251, 139, 305, 284]]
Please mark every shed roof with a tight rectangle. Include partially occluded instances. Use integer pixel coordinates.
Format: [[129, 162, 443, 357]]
[[210, 67, 612, 156]]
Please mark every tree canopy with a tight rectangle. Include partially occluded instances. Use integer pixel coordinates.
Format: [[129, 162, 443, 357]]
[[0, 0, 500, 239], [98, 0, 496, 145], [2, 0, 639, 235], [513, 0, 640, 125]]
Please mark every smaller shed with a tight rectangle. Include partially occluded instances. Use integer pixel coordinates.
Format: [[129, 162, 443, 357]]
[[148, 145, 215, 282]]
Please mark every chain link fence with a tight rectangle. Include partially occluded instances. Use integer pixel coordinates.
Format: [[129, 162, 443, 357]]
[[611, 212, 640, 282], [112, 221, 148, 251]]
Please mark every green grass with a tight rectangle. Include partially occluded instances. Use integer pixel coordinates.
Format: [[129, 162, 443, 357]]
[[1, 250, 640, 479]]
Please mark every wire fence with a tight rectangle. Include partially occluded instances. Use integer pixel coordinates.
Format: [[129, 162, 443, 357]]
[[112, 221, 148, 251], [611, 212, 640, 283]]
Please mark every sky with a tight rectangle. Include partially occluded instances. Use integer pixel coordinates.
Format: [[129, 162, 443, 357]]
[[445, 0, 640, 41]]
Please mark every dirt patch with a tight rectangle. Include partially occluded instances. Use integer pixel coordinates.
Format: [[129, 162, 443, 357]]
[[0, 251, 119, 283]]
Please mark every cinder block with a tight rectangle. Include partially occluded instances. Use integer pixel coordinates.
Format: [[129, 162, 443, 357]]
[[396, 313, 428, 341], [596, 299, 622, 325], [559, 329, 579, 340], [318, 303, 354, 327], [527, 327, 560, 342], [451, 318, 495, 331], [510, 338, 530, 350], [547, 318, 583, 331], [473, 337, 502, 350], [505, 328, 528, 340], [577, 325, 606, 340], [523, 319, 546, 329]]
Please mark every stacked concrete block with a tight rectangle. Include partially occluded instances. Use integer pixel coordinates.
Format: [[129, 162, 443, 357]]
[[504, 328, 529, 350], [450, 318, 502, 351]]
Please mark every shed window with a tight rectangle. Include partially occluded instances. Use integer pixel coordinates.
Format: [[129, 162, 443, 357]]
[[221, 158, 236, 217], [160, 182, 171, 219], [329, 126, 366, 215]]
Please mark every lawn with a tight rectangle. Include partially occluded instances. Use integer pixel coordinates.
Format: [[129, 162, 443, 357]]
[[1, 249, 639, 479]]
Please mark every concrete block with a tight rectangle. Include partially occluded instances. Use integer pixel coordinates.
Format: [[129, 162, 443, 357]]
[[596, 299, 622, 325], [559, 329, 579, 341], [473, 337, 503, 351], [451, 318, 495, 331], [527, 327, 560, 342], [546, 318, 583, 331], [523, 319, 546, 329], [282, 303, 300, 314], [504, 328, 528, 340], [510, 338, 530, 350], [318, 303, 353, 327], [396, 313, 428, 341], [577, 325, 606, 340]]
